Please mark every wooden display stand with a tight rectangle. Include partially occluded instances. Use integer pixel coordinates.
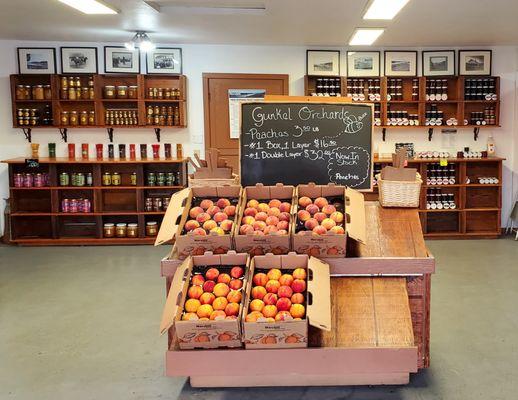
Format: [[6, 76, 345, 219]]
[[160, 202, 434, 387]]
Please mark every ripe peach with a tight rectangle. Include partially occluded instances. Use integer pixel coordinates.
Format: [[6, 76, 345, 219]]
[[267, 207, 280, 217], [262, 305, 278, 318], [306, 204, 319, 215], [276, 297, 292, 311], [291, 292, 304, 304], [202, 280, 215, 293], [278, 229, 288, 235], [266, 268, 282, 281], [217, 273, 231, 284], [182, 312, 199, 321], [225, 315, 237, 320], [226, 290, 242, 303], [245, 310, 263, 322], [242, 216, 255, 225], [268, 199, 281, 208], [244, 207, 258, 217], [251, 286, 267, 300], [229, 279, 243, 290], [205, 267, 219, 281], [278, 285, 293, 299], [292, 268, 306, 280], [279, 274, 294, 286], [213, 283, 230, 297], [184, 298, 201, 313], [314, 212, 327, 223], [253, 221, 267, 231], [213, 212, 228, 223], [257, 203, 270, 213], [223, 205, 236, 216], [292, 279, 306, 293], [188, 285, 203, 299], [216, 198, 231, 209], [265, 216, 279, 226], [322, 204, 336, 215], [192, 227, 207, 236], [196, 212, 211, 224], [206, 205, 221, 217], [198, 317, 210, 321], [330, 211, 344, 224], [297, 209, 311, 222], [330, 225, 345, 235], [199, 199, 213, 210], [199, 292, 215, 305], [252, 273, 268, 287], [304, 218, 319, 230], [239, 224, 254, 235], [247, 199, 259, 208], [189, 206, 204, 219], [253, 230, 265, 236], [212, 296, 228, 310], [220, 219, 233, 232], [321, 218, 336, 230], [314, 197, 328, 209], [210, 227, 225, 236], [255, 211, 268, 222], [279, 211, 291, 222], [265, 280, 281, 293], [279, 202, 291, 213], [210, 310, 226, 320], [264, 225, 279, 235], [298, 196, 312, 207], [276, 220, 289, 231], [275, 310, 293, 321], [290, 303, 305, 318], [225, 302, 240, 316], [249, 299, 265, 312], [230, 266, 244, 279], [184, 219, 200, 231], [312, 225, 327, 235], [191, 274, 205, 286], [197, 304, 214, 318], [202, 220, 217, 231], [263, 292, 278, 305]]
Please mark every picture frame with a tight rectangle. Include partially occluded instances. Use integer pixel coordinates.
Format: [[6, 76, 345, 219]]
[[17, 47, 56, 74], [61, 47, 98, 74], [104, 46, 140, 74], [306, 50, 340, 76], [422, 50, 455, 76], [146, 48, 182, 74], [458, 50, 492, 76], [384, 51, 418, 77], [347, 51, 380, 77]]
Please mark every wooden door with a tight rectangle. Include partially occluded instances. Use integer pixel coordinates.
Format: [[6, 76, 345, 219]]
[[203, 73, 289, 172]]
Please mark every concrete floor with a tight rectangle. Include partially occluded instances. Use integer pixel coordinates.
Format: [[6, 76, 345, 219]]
[[1, 239, 518, 400]]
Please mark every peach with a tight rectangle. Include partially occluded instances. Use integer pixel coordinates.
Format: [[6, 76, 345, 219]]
[[245, 310, 263, 322], [249, 299, 265, 312], [212, 296, 228, 310], [264, 225, 278, 235], [223, 205, 236, 216], [188, 285, 203, 299], [330, 225, 345, 235], [216, 198, 231, 209], [225, 315, 237, 320], [298, 196, 312, 207], [292, 268, 306, 280], [267, 207, 280, 217], [306, 204, 319, 215], [226, 290, 242, 303], [210, 227, 225, 236], [330, 211, 344, 223], [314, 212, 327, 223], [312, 225, 327, 235], [196, 304, 214, 318], [225, 302, 240, 316], [189, 206, 204, 219], [205, 267, 219, 281], [220, 219, 233, 232], [213, 283, 230, 297], [279, 274, 294, 286], [275, 310, 293, 321], [242, 216, 255, 225], [206, 205, 221, 217], [196, 212, 211, 224], [202, 280, 215, 293], [265, 280, 281, 293], [290, 303, 305, 318], [184, 298, 201, 313], [251, 286, 267, 300], [199, 199, 213, 210], [268, 199, 281, 209], [199, 292, 215, 305], [265, 216, 279, 226], [182, 312, 199, 321], [252, 273, 268, 287], [257, 203, 270, 213], [277, 285, 293, 299], [276, 220, 289, 231], [230, 266, 244, 279], [279, 212, 291, 222], [210, 310, 226, 320], [279, 202, 291, 213], [191, 274, 205, 286], [240, 224, 254, 235], [276, 297, 292, 311], [291, 293, 304, 304], [244, 207, 257, 217], [263, 292, 278, 305], [213, 212, 228, 223], [184, 219, 200, 231], [199, 317, 209, 321], [304, 218, 319, 230], [262, 305, 278, 318], [253, 230, 265, 236], [247, 199, 259, 208], [266, 268, 282, 281], [292, 279, 306, 293], [278, 229, 288, 235], [322, 204, 336, 215], [321, 218, 336, 230], [192, 227, 207, 236], [253, 221, 267, 231], [202, 220, 217, 231], [217, 273, 231, 284], [255, 212, 268, 222], [229, 279, 243, 290], [297, 209, 311, 222], [314, 197, 328, 209]]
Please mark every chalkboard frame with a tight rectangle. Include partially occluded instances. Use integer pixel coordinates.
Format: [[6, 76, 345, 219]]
[[239, 98, 374, 191]]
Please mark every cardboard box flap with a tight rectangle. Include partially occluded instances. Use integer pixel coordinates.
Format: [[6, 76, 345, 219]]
[[154, 188, 190, 246], [307, 256, 331, 331], [159, 257, 192, 335], [345, 187, 366, 244]]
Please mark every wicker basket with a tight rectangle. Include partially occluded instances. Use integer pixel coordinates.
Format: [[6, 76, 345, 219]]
[[376, 173, 422, 208]]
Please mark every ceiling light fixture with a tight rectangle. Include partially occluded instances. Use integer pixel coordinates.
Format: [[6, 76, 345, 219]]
[[363, 0, 410, 20], [57, 0, 118, 14], [125, 32, 156, 52], [349, 28, 385, 46]]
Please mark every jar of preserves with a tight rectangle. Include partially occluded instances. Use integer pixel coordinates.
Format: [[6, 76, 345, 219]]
[[157, 88, 163, 99], [16, 85, 26, 99], [33, 85, 44, 100], [30, 117, 38, 126], [81, 87, 89, 100], [75, 76, 81, 87], [76, 173, 85, 187], [147, 172, 156, 186], [88, 111, 96, 125], [24, 173, 34, 188], [59, 172, 70, 186], [70, 111, 78, 126], [24, 85, 31, 99], [111, 172, 121, 186], [147, 87, 154, 99], [130, 172, 137, 186], [88, 76, 94, 87], [102, 172, 112, 186], [146, 221, 158, 236], [88, 87, 95, 100], [116, 86, 128, 99], [60, 111, 69, 125], [61, 76, 68, 89], [115, 223, 127, 238], [60, 87, 68, 100], [145, 197, 153, 212], [165, 88, 171, 99], [128, 86, 138, 99], [68, 87, 77, 100], [80, 111, 88, 126], [127, 223, 138, 238], [86, 172, 93, 186], [44, 85, 52, 100], [29, 108, 37, 117], [103, 85, 115, 99], [103, 223, 115, 238]]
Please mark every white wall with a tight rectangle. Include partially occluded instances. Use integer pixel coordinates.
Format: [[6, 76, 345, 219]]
[[1, 40, 517, 235]]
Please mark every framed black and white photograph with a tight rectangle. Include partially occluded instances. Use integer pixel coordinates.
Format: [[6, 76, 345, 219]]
[[459, 50, 492, 76], [61, 47, 98, 74], [422, 50, 455, 76], [104, 46, 140, 73], [347, 51, 380, 77], [306, 50, 340, 76], [146, 48, 182, 74], [384, 51, 418, 77], [17, 47, 56, 74]]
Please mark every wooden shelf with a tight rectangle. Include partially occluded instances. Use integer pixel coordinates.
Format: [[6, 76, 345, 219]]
[[10, 237, 156, 246]]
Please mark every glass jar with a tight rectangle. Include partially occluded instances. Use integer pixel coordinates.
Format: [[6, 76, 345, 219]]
[[103, 223, 115, 238], [146, 221, 158, 236], [111, 172, 121, 186], [157, 88, 163, 99], [147, 87, 154, 99], [75, 77, 81, 87], [102, 172, 112, 186], [130, 172, 137, 186], [88, 87, 95, 100], [44, 85, 52, 100], [88, 76, 94, 87], [80, 111, 88, 126], [24, 85, 31, 99], [61, 76, 68, 89], [116, 86, 128, 99], [16, 85, 26, 99], [60, 111, 69, 126], [68, 87, 77, 100], [103, 86, 116, 99], [60, 87, 68, 100], [127, 223, 138, 238], [128, 86, 138, 99], [115, 223, 127, 238], [70, 111, 78, 126], [88, 111, 96, 125], [33, 85, 44, 100], [81, 87, 89, 100]]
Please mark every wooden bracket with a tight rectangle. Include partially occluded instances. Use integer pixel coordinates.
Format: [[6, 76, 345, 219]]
[[428, 128, 434, 141], [107, 127, 114, 143], [473, 127, 480, 141], [21, 128, 32, 143], [382, 128, 387, 142], [154, 128, 161, 142], [59, 128, 68, 143]]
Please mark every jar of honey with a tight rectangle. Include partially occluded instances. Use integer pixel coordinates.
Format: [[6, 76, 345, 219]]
[[44, 85, 52, 100], [80, 111, 88, 126], [127, 223, 138, 238], [69, 111, 78, 126], [115, 223, 127, 238], [60, 111, 69, 126], [16, 85, 26, 100], [81, 87, 89, 100], [103, 86, 115, 99], [128, 86, 138, 99], [88, 111, 96, 125], [111, 172, 121, 186], [102, 172, 112, 186], [32, 85, 44, 100], [103, 223, 115, 238], [146, 221, 158, 236], [68, 87, 77, 100], [116, 86, 128, 99]]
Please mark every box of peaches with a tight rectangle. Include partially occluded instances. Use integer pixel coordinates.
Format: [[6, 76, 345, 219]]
[[154, 186, 242, 258], [292, 183, 366, 257], [233, 183, 295, 256], [241, 252, 331, 349], [160, 251, 250, 349]]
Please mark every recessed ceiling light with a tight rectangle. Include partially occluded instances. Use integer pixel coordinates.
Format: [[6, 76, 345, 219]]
[[363, 0, 410, 20], [349, 28, 385, 46], [57, 0, 118, 14]]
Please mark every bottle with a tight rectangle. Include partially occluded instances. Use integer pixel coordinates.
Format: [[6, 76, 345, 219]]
[[487, 134, 496, 157]]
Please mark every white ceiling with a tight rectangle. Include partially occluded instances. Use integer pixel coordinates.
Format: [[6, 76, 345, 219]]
[[1, 0, 518, 46]]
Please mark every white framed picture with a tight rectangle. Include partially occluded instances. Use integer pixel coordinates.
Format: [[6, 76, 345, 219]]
[[146, 48, 182, 74], [347, 51, 380, 77], [17, 47, 56, 74], [422, 50, 455, 76], [61, 47, 98, 74], [104, 46, 140, 74], [384, 51, 418, 77], [459, 50, 492, 76], [307, 50, 340, 76]]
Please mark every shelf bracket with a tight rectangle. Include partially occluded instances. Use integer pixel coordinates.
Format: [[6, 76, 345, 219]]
[[428, 128, 434, 141], [22, 128, 32, 143], [107, 127, 114, 143], [154, 128, 161, 142], [473, 127, 480, 141], [382, 128, 387, 142], [59, 128, 68, 143]]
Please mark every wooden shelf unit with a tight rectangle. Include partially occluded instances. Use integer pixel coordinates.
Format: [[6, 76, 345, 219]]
[[2, 157, 188, 245], [372, 157, 504, 239]]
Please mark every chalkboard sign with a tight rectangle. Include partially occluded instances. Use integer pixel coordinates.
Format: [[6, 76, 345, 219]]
[[24, 158, 39, 168], [240, 102, 373, 189]]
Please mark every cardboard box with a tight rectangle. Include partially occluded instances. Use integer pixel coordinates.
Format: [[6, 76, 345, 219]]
[[292, 184, 366, 257], [160, 251, 250, 349], [234, 183, 295, 255], [155, 186, 242, 259], [241, 252, 331, 349]]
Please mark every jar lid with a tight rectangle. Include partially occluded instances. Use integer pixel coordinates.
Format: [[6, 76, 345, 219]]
[[117, 85, 128, 88], [62, 111, 69, 114], [147, 221, 158, 226], [105, 85, 115, 88], [129, 86, 138, 88], [128, 223, 138, 227], [104, 223, 115, 227], [116, 223, 127, 227]]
